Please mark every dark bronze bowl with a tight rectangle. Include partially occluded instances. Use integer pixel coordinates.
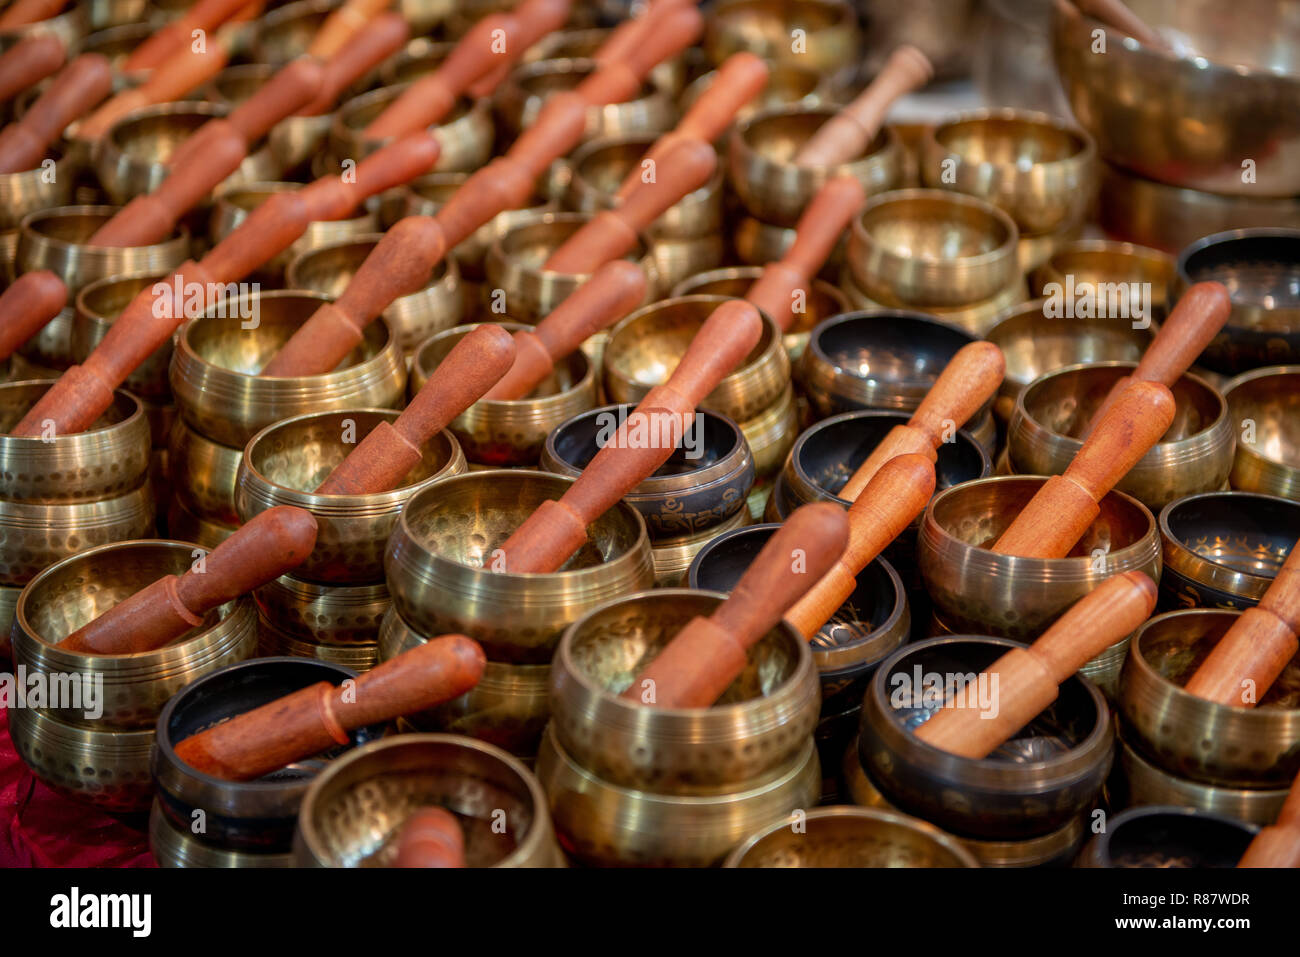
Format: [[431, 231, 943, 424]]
[[1076, 807, 1257, 868]]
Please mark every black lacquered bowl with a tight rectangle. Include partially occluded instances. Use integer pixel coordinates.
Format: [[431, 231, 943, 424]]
[[1076, 807, 1257, 868]]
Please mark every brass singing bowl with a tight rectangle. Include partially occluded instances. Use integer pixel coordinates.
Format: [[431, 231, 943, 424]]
[[1116, 731, 1290, 827], [167, 417, 242, 526], [384, 470, 654, 664], [294, 733, 565, 867], [329, 84, 494, 173], [523, 27, 686, 96], [603, 295, 790, 424], [0, 149, 73, 231], [287, 235, 465, 355], [72, 272, 173, 400], [149, 800, 291, 868], [1031, 239, 1174, 308], [650, 505, 751, 587], [1076, 806, 1258, 869], [236, 408, 466, 584], [256, 615, 379, 672], [166, 497, 235, 549], [378, 36, 453, 86], [733, 214, 843, 272], [860, 634, 1113, 840], [1008, 362, 1236, 511], [485, 211, 660, 323], [541, 403, 755, 540], [256, 572, 391, 646], [724, 805, 978, 867], [1223, 366, 1300, 500], [495, 57, 678, 144], [847, 189, 1020, 309], [411, 322, 597, 467], [11, 540, 257, 728], [250, 0, 337, 64], [918, 476, 1161, 640], [9, 706, 154, 811], [838, 262, 1027, 339], [1098, 162, 1300, 256], [679, 62, 834, 123], [920, 109, 1096, 236], [377, 607, 550, 758], [984, 298, 1153, 411], [0, 582, 19, 657], [1158, 491, 1300, 611], [705, 0, 859, 82], [727, 104, 906, 227], [0, 379, 151, 503], [1177, 229, 1300, 373], [203, 62, 273, 108], [1054, 0, 1300, 198], [169, 290, 406, 447], [1119, 609, 1300, 788], [671, 265, 850, 362]]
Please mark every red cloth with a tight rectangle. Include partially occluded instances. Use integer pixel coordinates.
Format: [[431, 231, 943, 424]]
[[0, 705, 154, 867]]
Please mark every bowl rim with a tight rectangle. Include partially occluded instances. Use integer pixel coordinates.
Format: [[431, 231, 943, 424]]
[[925, 107, 1096, 171], [1222, 364, 1300, 471], [853, 187, 1020, 269], [1158, 489, 1300, 597], [0, 377, 147, 447], [1176, 227, 1300, 303], [18, 203, 190, 254]]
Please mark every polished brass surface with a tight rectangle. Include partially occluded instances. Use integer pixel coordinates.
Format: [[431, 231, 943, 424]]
[[495, 58, 677, 143], [705, 0, 859, 84], [679, 62, 834, 121], [256, 573, 391, 645], [0, 150, 73, 231], [8, 705, 154, 811], [73, 272, 173, 400], [150, 800, 291, 868], [167, 417, 242, 525], [256, 615, 380, 671], [739, 381, 797, 479], [1031, 239, 1174, 309], [378, 36, 453, 86], [330, 84, 493, 172], [165, 497, 236, 550], [250, 0, 339, 64], [1223, 366, 1300, 500], [650, 505, 751, 587], [838, 263, 1026, 338]]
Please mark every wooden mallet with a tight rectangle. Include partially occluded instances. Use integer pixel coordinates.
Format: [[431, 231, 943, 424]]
[[1238, 770, 1300, 868]]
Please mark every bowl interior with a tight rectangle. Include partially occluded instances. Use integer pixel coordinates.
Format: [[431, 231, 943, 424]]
[[111, 107, 215, 162], [0, 381, 130, 434], [550, 404, 739, 480], [1182, 233, 1300, 313], [1022, 365, 1221, 442], [862, 195, 1011, 262], [210, 65, 275, 105], [339, 86, 474, 134], [813, 313, 973, 393], [516, 59, 657, 102], [500, 217, 651, 272], [1044, 246, 1174, 296], [680, 272, 842, 334], [1103, 811, 1255, 868], [1164, 494, 1297, 579], [27, 209, 113, 243], [935, 116, 1085, 165], [733, 811, 969, 867], [416, 325, 583, 398], [747, 108, 888, 164], [1227, 370, 1300, 466], [988, 302, 1152, 386], [1125, 0, 1300, 75], [575, 138, 652, 193], [78, 274, 161, 322], [291, 239, 450, 296], [606, 297, 772, 386]]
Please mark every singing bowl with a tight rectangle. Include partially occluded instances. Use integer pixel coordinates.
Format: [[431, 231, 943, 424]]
[[547, 588, 820, 792], [1117, 732, 1290, 827], [485, 211, 660, 324], [918, 477, 1161, 640], [384, 470, 654, 664], [1076, 807, 1257, 869], [166, 497, 235, 550], [1007, 362, 1235, 510], [378, 36, 454, 86], [209, 182, 379, 280], [727, 104, 906, 227], [1053, 0, 1300, 198], [679, 63, 834, 123], [1098, 162, 1300, 256], [920, 109, 1096, 236], [839, 263, 1028, 339], [603, 295, 790, 424], [377, 607, 550, 758], [8, 706, 154, 811], [255, 573, 391, 646], [0, 2, 86, 55], [287, 236, 464, 355], [731, 214, 843, 272], [0, 379, 151, 503], [705, 0, 859, 82], [250, 0, 339, 64], [0, 150, 73, 231], [204, 63, 275, 109], [167, 418, 242, 526], [523, 27, 687, 96], [537, 723, 820, 867], [1177, 229, 1300, 373], [169, 290, 406, 448], [859, 635, 1113, 840], [1158, 491, 1300, 611], [94, 101, 275, 206], [650, 505, 751, 587], [541, 403, 754, 539], [149, 800, 291, 868], [724, 805, 979, 867], [256, 616, 379, 672], [236, 409, 466, 584], [688, 524, 910, 711], [1119, 609, 1300, 788], [329, 84, 494, 174], [411, 322, 597, 467], [495, 57, 677, 144], [847, 189, 1020, 309], [293, 733, 563, 867], [10, 540, 257, 729], [1223, 366, 1300, 499], [1031, 239, 1175, 309], [72, 272, 173, 401], [152, 655, 384, 854]]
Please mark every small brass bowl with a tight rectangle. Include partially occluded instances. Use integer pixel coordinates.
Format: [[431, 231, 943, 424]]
[[411, 322, 597, 467], [293, 733, 565, 867], [523, 27, 687, 96], [739, 380, 799, 479], [847, 189, 1020, 309], [921, 109, 1096, 236], [839, 263, 1027, 338], [1119, 609, 1300, 788], [377, 607, 550, 758], [1031, 238, 1174, 311], [548, 588, 820, 791], [918, 476, 1161, 641], [649, 505, 750, 587], [0, 379, 151, 503], [0, 149, 73, 230], [203, 63, 274, 108], [541, 403, 755, 540], [385, 470, 655, 663], [255, 573, 391, 645], [679, 62, 833, 122], [256, 615, 380, 672], [727, 103, 906, 227], [73, 272, 173, 401], [166, 497, 235, 549], [170, 290, 406, 447], [250, 0, 338, 64], [9, 706, 154, 811], [689, 524, 910, 713], [1158, 491, 1300, 611], [724, 805, 978, 867], [860, 634, 1113, 840], [671, 265, 849, 362], [705, 0, 859, 83], [1076, 807, 1257, 869], [495, 57, 677, 144], [287, 235, 465, 355], [378, 36, 453, 85], [152, 656, 384, 853], [537, 722, 820, 867], [1223, 365, 1300, 499], [603, 295, 790, 424], [485, 211, 660, 323], [1008, 362, 1236, 511], [167, 417, 242, 526], [236, 408, 466, 584], [150, 800, 291, 868], [1117, 732, 1290, 827], [11, 540, 258, 729], [329, 84, 494, 173]]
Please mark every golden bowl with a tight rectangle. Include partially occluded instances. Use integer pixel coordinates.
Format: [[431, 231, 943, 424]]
[[523, 27, 687, 97], [1031, 239, 1174, 311], [1223, 365, 1300, 500], [739, 380, 798, 479], [0, 148, 74, 230], [165, 497, 235, 549], [166, 417, 242, 526], [679, 62, 834, 123], [9, 705, 154, 811], [256, 615, 380, 672], [72, 272, 173, 401], [705, 0, 859, 83], [329, 84, 494, 173], [250, 0, 338, 64], [255, 572, 391, 645], [378, 36, 454, 86], [838, 262, 1027, 338]]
